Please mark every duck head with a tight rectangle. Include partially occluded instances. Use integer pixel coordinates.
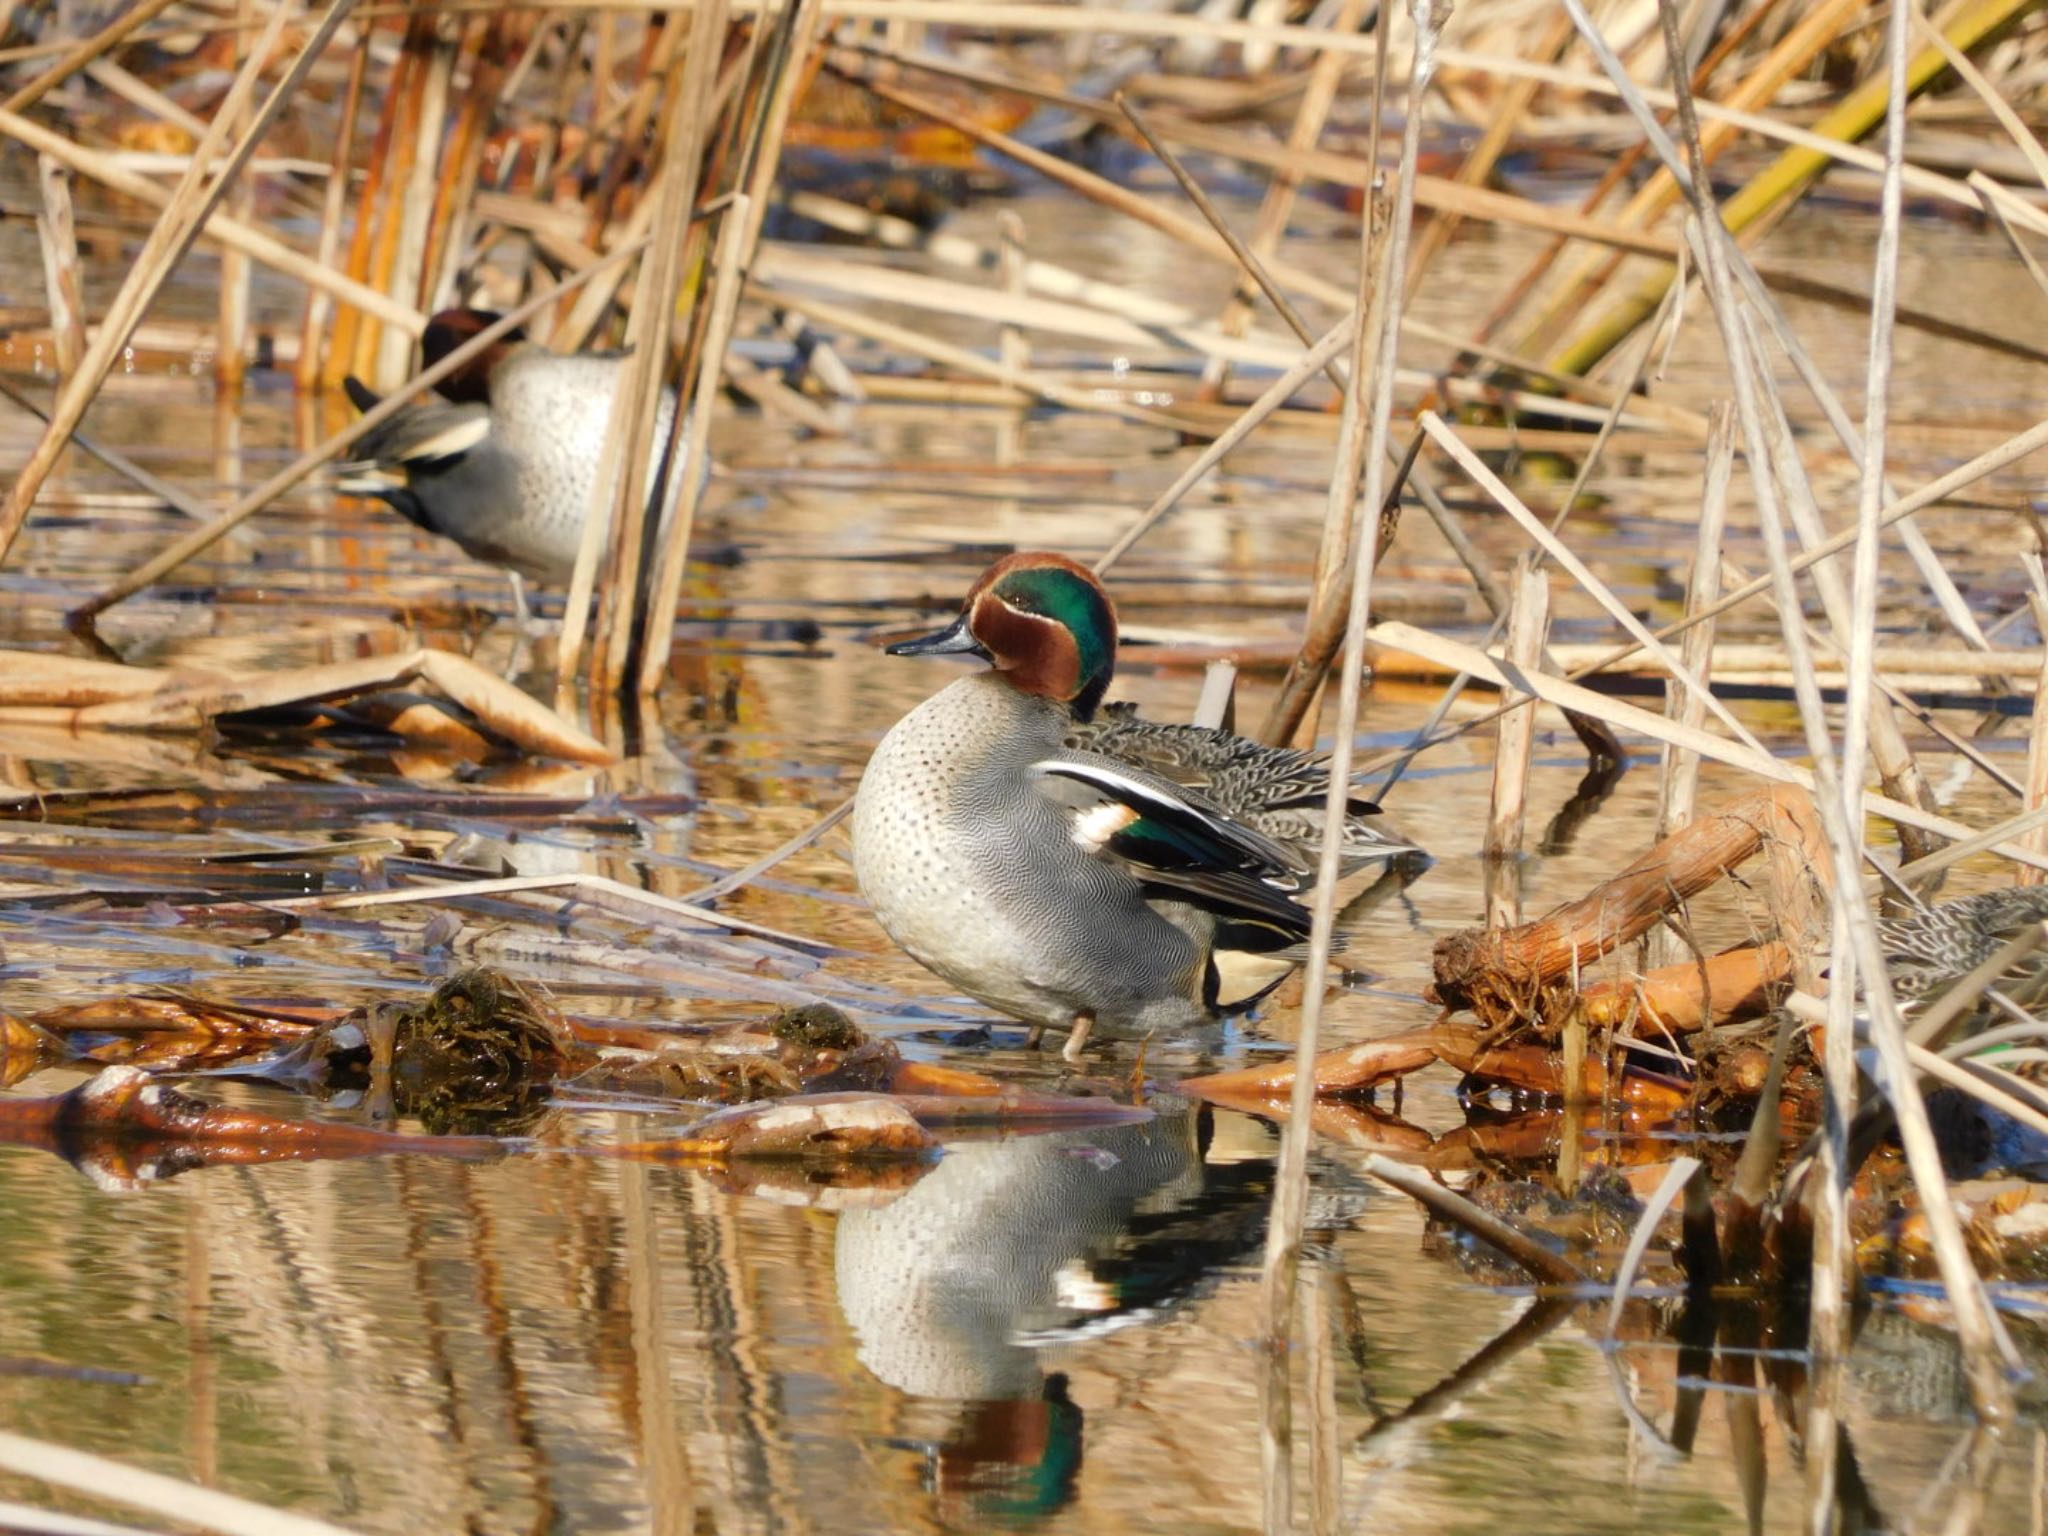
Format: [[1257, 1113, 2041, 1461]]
[[888, 552, 1118, 721], [420, 307, 527, 404]]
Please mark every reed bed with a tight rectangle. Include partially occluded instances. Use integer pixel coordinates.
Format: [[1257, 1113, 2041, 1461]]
[[8, 0, 2048, 1528]]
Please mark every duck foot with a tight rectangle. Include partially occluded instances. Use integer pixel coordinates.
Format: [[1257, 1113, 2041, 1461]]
[[1061, 1013, 1095, 1063]]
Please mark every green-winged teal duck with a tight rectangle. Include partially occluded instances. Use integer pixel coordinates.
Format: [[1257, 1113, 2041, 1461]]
[[335, 308, 676, 587], [852, 551, 1420, 1059]]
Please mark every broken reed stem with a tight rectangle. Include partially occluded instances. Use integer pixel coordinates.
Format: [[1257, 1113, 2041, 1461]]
[[296, 33, 369, 393], [1362, 1155, 1587, 1286], [0, 0, 311, 568], [731, 0, 824, 274], [0, 1430, 362, 1536], [33, 154, 85, 377], [638, 193, 753, 694], [1421, 410, 1769, 760], [1405, 8, 1573, 302], [1485, 556, 1548, 930], [1650, 401, 1735, 968], [325, 20, 409, 388], [386, 19, 463, 384], [355, 14, 433, 386], [681, 794, 853, 904], [1724, 225, 1992, 660], [216, 0, 256, 394], [76, 239, 649, 622], [765, 288, 1200, 435], [1386, 410, 2048, 770], [1258, 10, 1437, 1532], [1659, 424, 1742, 773], [1570, 0, 2016, 1416]]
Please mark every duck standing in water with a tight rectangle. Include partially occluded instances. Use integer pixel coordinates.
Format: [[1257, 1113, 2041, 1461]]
[[335, 308, 677, 594], [853, 552, 1419, 1059]]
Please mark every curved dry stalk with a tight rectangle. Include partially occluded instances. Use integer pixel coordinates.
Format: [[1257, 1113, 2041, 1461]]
[[1257, 9, 1440, 1530], [1564, 0, 2017, 1419]]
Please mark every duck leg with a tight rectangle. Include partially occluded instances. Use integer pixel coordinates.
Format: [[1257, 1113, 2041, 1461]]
[[1022, 1023, 1045, 1050], [1061, 1011, 1095, 1063]]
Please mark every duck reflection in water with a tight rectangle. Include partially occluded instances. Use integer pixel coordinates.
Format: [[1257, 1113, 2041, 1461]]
[[834, 1101, 1365, 1522]]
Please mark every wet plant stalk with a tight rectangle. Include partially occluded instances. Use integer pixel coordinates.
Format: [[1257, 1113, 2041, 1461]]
[[1565, 0, 2018, 1420], [1484, 556, 1547, 930], [296, 33, 368, 393], [1817, 0, 1914, 1404], [0, 0, 309, 567], [597, 0, 731, 696], [215, 0, 256, 394], [638, 194, 754, 693], [1195, 0, 1370, 404], [1257, 7, 1440, 1532], [32, 154, 85, 377]]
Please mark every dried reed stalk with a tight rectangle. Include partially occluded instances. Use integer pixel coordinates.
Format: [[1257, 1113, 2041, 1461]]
[[638, 194, 753, 693], [2024, 592, 2048, 884], [1115, 93, 1348, 396], [77, 239, 648, 621], [296, 33, 369, 392], [0, 0, 185, 113], [1403, 7, 1572, 298], [1573, 0, 2018, 1418], [1649, 401, 1735, 966], [418, 17, 504, 315], [1499, 0, 1862, 363], [1257, 10, 1437, 1531], [764, 288, 1198, 435], [1422, 410, 1767, 759], [1373, 618, 2048, 872], [0, 0, 311, 568], [0, 1430, 360, 1536], [1545, 0, 2033, 378], [0, 109, 425, 341], [216, 0, 257, 393], [32, 154, 84, 377], [551, 19, 702, 350], [1723, 246, 1993, 667], [0, 377, 211, 522], [324, 22, 410, 388], [1485, 556, 1548, 930], [559, 0, 727, 693], [1195, 0, 1369, 402], [358, 15, 444, 388], [598, 0, 732, 695]]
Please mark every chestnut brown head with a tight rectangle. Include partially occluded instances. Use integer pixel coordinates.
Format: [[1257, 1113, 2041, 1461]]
[[420, 308, 525, 404], [886, 552, 1118, 720]]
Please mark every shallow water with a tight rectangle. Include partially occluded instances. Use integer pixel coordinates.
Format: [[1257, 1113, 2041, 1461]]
[[3, 173, 2048, 1533]]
